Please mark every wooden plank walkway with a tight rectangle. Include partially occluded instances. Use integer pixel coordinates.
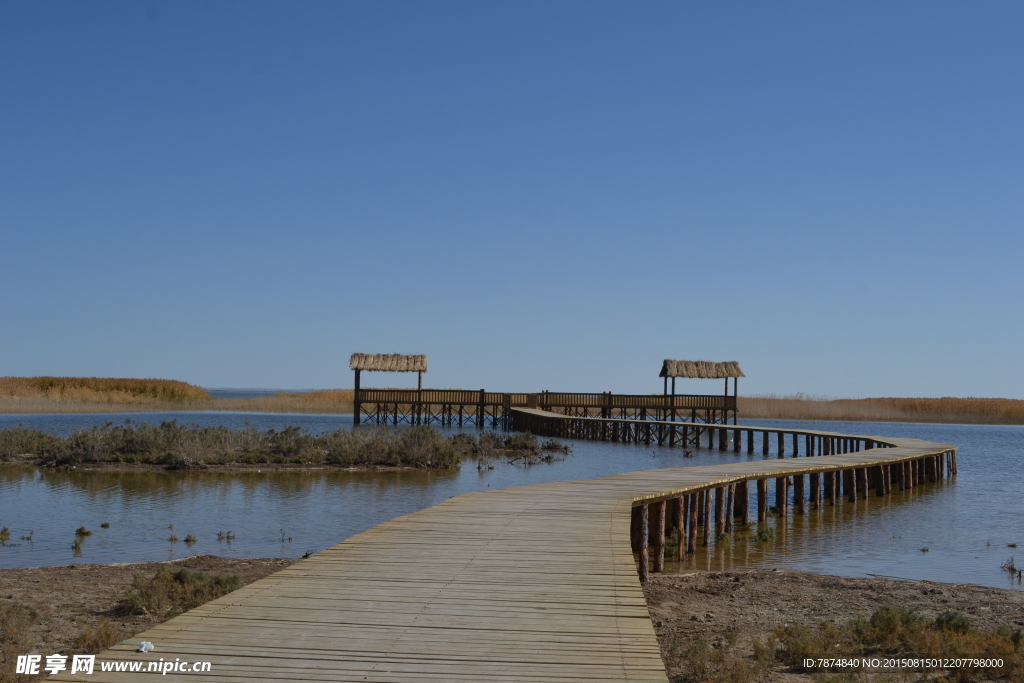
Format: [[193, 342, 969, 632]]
[[53, 417, 956, 682]]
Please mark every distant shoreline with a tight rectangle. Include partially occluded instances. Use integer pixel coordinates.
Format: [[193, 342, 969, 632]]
[[3, 377, 1023, 425]]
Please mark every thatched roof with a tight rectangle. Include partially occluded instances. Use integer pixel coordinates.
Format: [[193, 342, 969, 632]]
[[660, 360, 744, 379], [350, 354, 427, 373]]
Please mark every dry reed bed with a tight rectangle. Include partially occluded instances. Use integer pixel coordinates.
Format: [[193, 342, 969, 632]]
[[740, 395, 1024, 425], [0, 422, 561, 470]]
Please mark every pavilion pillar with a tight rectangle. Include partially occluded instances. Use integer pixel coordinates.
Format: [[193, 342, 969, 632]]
[[353, 369, 361, 425]]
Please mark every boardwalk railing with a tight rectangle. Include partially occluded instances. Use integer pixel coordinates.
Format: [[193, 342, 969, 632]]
[[354, 388, 737, 427], [62, 415, 958, 683], [510, 407, 958, 583]]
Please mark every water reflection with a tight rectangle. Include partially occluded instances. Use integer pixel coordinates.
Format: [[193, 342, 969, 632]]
[[0, 415, 1021, 590]]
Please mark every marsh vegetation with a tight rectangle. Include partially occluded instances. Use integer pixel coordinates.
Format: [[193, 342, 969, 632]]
[[741, 394, 1024, 425], [0, 422, 566, 470]]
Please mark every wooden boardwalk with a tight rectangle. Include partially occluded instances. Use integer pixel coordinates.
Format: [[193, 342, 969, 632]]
[[54, 416, 956, 682]]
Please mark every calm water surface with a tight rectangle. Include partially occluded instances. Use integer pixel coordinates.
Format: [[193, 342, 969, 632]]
[[0, 412, 1020, 590]]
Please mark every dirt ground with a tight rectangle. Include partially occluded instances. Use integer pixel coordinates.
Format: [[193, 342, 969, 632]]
[[644, 570, 1024, 683], [0, 555, 294, 656]]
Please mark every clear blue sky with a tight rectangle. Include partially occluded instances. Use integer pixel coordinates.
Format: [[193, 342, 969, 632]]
[[2, 2, 1022, 397]]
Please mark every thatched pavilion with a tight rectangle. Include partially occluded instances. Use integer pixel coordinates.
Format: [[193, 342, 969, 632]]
[[660, 359, 744, 424], [350, 353, 427, 425]]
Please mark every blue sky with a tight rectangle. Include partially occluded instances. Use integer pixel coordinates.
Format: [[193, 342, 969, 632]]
[[2, 2, 1022, 397]]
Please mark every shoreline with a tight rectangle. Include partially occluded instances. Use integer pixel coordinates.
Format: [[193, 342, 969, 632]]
[[0, 455, 448, 473]]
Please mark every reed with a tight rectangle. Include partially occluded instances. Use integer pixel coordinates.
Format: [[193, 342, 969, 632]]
[[740, 394, 1024, 425], [0, 376, 208, 403], [775, 606, 1022, 680], [0, 422, 548, 470], [0, 385, 354, 415], [116, 567, 243, 619]]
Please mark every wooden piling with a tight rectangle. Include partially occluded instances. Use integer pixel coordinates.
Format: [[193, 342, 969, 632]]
[[674, 496, 685, 560], [845, 469, 856, 502], [778, 432, 784, 456], [702, 490, 711, 546], [724, 485, 734, 533], [687, 494, 697, 554], [794, 474, 805, 513], [737, 480, 749, 524], [757, 478, 768, 523], [777, 477, 788, 517], [810, 472, 820, 508], [762, 431, 769, 455], [653, 501, 666, 573], [715, 487, 726, 537], [639, 504, 649, 582]]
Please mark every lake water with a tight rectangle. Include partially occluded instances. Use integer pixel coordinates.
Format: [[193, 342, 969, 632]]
[[0, 412, 1021, 590]]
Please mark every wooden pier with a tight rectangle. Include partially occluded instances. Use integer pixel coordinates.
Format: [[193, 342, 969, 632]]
[[354, 389, 737, 430], [58, 415, 957, 683]]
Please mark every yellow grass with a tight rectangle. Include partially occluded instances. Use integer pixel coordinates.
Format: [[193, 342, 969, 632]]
[[740, 394, 1024, 425], [0, 377, 354, 415]]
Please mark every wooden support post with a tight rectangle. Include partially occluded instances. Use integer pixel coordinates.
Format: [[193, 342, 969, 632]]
[[674, 496, 685, 560], [715, 487, 726, 537], [724, 485, 734, 532], [776, 476, 788, 516], [810, 472, 820, 508], [828, 471, 837, 506], [708, 427, 714, 450], [687, 494, 697, 554], [653, 501, 666, 573], [952, 451, 958, 474], [875, 466, 885, 496], [719, 427, 727, 451], [858, 468, 869, 499], [733, 429, 741, 452], [757, 478, 768, 522], [778, 432, 784, 456], [747, 430, 754, 453], [793, 433, 799, 456], [846, 470, 856, 502], [794, 474, 805, 513], [736, 480, 748, 524], [762, 431, 769, 455], [353, 369, 361, 425], [702, 491, 711, 546], [639, 504, 649, 582], [824, 470, 833, 503]]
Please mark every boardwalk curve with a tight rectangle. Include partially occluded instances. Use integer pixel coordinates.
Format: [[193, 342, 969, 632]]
[[54, 418, 956, 682]]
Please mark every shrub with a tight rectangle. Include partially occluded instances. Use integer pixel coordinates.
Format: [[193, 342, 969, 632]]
[[74, 619, 122, 654], [117, 568, 242, 618]]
